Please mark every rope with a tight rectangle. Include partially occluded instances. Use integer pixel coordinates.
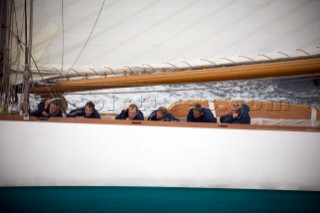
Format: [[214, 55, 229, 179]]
[[42, 0, 162, 66], [61, 0, 64, 74], [66, 0, 106, 75], [32, 0, 120, 51]]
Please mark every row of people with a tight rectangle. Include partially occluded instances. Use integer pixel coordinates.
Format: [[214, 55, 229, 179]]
[[31, 99, 251, 124]]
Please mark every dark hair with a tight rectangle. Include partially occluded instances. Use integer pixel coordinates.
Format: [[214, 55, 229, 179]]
[[50, 99, 60, 108], [193, 104, 203, 113], [85, 101, 95, 110]]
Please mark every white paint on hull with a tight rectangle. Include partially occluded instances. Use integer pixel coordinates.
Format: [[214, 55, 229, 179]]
[[1, 120, 320, 191]]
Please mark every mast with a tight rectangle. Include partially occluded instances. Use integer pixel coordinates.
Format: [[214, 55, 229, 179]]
[[0, 0, 8, 111], [22, 0, 33, 117]]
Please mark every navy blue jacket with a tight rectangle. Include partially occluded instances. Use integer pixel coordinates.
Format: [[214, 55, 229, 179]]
[[220, 104, 251, 124], [147, 110, 179, 122], [49, 109, 63, 118], [67, 107, 101, 118], [187, 108, 217, 123], [31, 100, 49, 117], [115, 110, 144, 120]]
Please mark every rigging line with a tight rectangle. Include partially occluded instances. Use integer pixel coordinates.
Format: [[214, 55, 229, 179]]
[[32, 0, 121, 51], [10, 0, 23, 64], [61, 0, 64, 74], [33, 0, 80, 26], [65, 0, 106, 75], [122, 0, 237, 65], [28, 48, 55, 98], [5, 1, 26, 61], [42, 0, 162, 66], [24, 0, 27, 67], [215, 0, 315, 57], [6, 20, 55, 98], [28, 0, 33, 68], [163, 0, 276, 62], [88, 0, 200, 63]]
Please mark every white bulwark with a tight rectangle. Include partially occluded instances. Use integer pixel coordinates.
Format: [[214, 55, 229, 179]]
[[1, 120, 320, 191]]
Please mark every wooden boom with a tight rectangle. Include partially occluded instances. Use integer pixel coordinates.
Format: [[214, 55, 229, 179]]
[[29, 58, 320, 93]]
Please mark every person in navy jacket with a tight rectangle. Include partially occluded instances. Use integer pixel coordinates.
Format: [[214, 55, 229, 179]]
[[48, 99, 63, 118], [115, 103, 144, 120], [31, 97, 51, 117], [187, 104, 217, 123], [220, 102, 251, 124], [67, 101, 101, 118], [148, 106, 179, 122]]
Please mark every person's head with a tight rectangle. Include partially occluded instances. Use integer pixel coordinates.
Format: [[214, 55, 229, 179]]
[[156, 106, 168, 120], [84, 101, 95, 117], [127, 103, 139, 120], [49, 100, 60, 115], [193, 104, 204, 119], [230, 102, 243, 115]]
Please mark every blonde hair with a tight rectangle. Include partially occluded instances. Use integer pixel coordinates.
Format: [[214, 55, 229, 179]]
[[231, 102, 243, 113], [128, 103, 139, 111], [157, 106, 168, 116]]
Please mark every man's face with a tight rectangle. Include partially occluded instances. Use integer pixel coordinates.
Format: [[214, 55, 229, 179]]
[[49, 103, 58, 115], [156, 111, 165, 120], [230, 106, 239, 118], [128, 107, 137, 120], [193, 110, 202, 119], [85, 106, 93, 117]]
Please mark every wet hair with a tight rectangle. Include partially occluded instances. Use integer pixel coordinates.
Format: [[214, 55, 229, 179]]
[[157, 106, 168, 116], [50, 99, 60, 108], [85, 101, 95, 110], [193, 103, 203, 113]]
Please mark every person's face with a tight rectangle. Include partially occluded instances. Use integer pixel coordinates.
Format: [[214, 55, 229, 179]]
[[49, 103, 58, 115], [193, 110, 202, 119], [128, 107, 137, 120], [156, 111, 165, 120], [230, 106, 239, 118], [85, 106, 93, 117]]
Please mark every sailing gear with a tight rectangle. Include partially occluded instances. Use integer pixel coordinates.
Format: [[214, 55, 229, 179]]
[[115, 109, 144, 120], [220, 103, 251, 124], [67, 107, 101, 118], [187, 107, 217, 123], [147, 110, 179, 121]]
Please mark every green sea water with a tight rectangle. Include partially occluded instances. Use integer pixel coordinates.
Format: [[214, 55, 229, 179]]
[[1, 187, 319, 213]]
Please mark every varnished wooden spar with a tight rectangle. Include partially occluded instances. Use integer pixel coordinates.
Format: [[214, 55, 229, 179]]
[[29, 58, 320, 93]]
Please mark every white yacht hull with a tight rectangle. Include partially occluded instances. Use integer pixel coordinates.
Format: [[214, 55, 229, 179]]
[[1, 120, 320, 191]]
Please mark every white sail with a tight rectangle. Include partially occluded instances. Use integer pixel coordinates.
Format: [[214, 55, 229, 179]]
[[8, 0, 320, 84]]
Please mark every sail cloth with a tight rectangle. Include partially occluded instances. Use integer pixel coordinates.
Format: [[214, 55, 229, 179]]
[[9, 0, 320, 85]]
